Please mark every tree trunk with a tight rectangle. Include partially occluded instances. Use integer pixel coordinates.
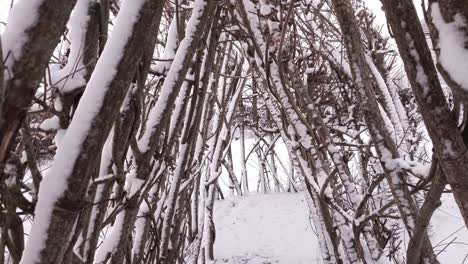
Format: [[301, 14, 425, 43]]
[[381, 0, 468, 228], [0, 0, 77, 162], [20, 1, 162, 263], [330, 0, 440, 262]]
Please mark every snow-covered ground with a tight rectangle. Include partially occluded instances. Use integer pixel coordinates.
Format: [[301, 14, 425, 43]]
[[214, 193, 321, 264], [213, 193, 468, 264], [430, 195, 468, 263]]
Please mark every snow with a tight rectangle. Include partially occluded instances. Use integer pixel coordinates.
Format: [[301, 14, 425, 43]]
[[213, 193, 322, 264], [4, 1, 467, 264], [93, 173, 114, 183], [207, 83, 243, 184], [168, 81, 190, 139], [1, 0, 43, 71], [366, 55, 405, 147], [384, 157, 432, 178], [213, 193, 468, 264], [20, 1, 146, 263], [0, 2, 9, 29], [93, 210, 126, 263], [430, 195, 468, 263], [132, 190, 153, 259], [53, 129, 66, 148], [49, 0, 93, 93], [82, 128, 114, 261], [431, 3, 468, 92], [39, 116, 60, 131], [138, 0, 208, 153], [406, 33, 430, 97], [152, 17, 179, 75], [124, 170, 145, 198], [259, 3, 273, 16]]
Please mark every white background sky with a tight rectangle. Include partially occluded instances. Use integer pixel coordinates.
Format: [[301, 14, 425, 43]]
[[367, 0, 424, 29], [0, 1, 424, 37], [0, 0, 424, 24], [0, 0, 10, 30]]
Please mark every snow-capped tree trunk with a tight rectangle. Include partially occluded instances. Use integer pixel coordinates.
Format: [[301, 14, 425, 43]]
[[95, 2, 216, 263], [54, 0, 100, 131], [223, 149, 242, 195], [296, 152, 343, 264], [86, 5, 164, 261], [182, 15, 225, 263], [201, 56, 244, 260], [381, 0, 468, 228], [20, 1, 162, 263], [0, 0, 77, 163], [259, 80, 342, 263], [330, 0, 440, 262], [291, 64, 384, 261], [239, 103, 249, 194], [406, 160, 447, 264], [81, 83, 142, 264], [268, 135, 280, 192], [4, 0, 468, 262], [426, 0, 468, 98], [0, 36, 4, 128], [159, 86, 199, 263]]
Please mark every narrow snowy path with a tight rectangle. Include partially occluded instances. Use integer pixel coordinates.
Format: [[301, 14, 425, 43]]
[[213, 193, 468, 264], [213, 193, 322, 264]]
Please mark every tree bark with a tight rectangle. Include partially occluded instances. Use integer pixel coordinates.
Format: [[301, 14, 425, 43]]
[[0, 0, 77, 163], [426, 0, 468, 98], [381, 0, 468, 228], [20, 1, 163, 263], [0, 36, 4, 129], [330, 0, 440, 262]]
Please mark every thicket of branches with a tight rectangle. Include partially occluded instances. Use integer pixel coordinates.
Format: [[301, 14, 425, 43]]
[[0, 0, 467, 263]]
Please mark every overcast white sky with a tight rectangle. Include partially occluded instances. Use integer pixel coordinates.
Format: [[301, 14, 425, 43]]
[[0, 0, 424, 35], [367, 0, 424, 29], [0, 0, 10, 30]]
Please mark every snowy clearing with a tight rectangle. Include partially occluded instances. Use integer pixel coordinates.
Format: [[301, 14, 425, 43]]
[[213, 193, 468, 264]]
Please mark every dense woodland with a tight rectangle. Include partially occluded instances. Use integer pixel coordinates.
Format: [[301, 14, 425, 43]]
[[0, 0, 468, 263]]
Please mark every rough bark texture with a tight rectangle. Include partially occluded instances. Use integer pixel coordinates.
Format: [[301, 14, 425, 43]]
[[0, 0, 77, 163], [381, 0, 468, 228], [105, 2, 216, 263], [29, 1, 163, 263], [58, 1, 100, 130], [426, 0, 468, 98], [331, 0, 440, 262], [83, 4, 164, 263], [0, 36, 4, 129]]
